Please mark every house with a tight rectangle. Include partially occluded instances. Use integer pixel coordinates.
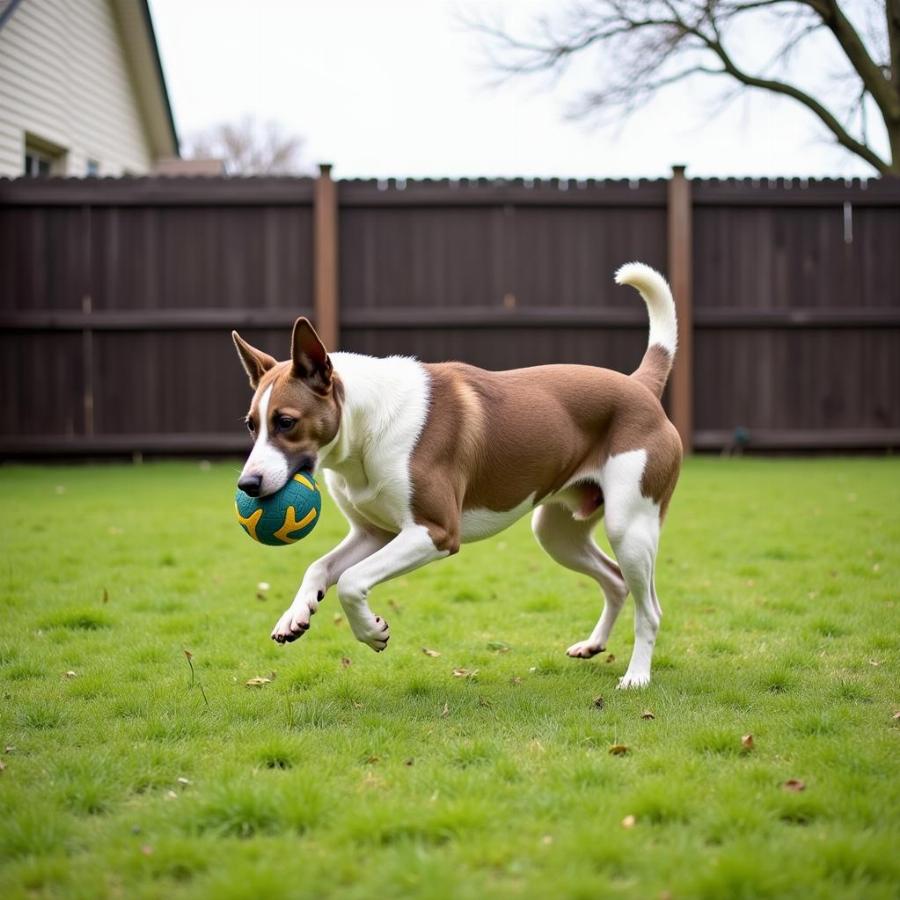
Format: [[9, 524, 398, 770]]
[[0, 0, 178, 176]]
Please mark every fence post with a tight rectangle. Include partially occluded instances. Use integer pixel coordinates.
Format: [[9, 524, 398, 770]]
[[314, 162, 339, 351], [667, 164, 694, 454]]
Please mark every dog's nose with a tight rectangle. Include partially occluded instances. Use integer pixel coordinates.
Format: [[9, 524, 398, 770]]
[[238, 474, 263, 497]]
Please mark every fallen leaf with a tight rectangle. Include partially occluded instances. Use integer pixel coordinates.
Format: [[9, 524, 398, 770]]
[[782, 779, 806, 792], [892, 711, 900, 721], [452, 668, 478, 678], [4, 746, 14, 754], [341, 657, 352, 669], [333, 614, 343, 626], [440, 702, 449, 718], [0, 759, 5, 773], [245, 677, 272, 687], [605, 653, 616, 664], [164, 790, 178, 800], [257, 582, 270, 592], [64, 671, 77, 679], [593, 696, 605, 710], [487, 640, 511, 653], [609, 744, 630, 756], [641, 709, 655, 720], [621, 814, 636, 829], [528, 666, 537, 673], [176, 777, 191, 786], [741, 734, 754, 750], [868, 659, 880, 667], [365, 755, 379, 765], [422, 648, 441, 657], [510, 676, 523, 685]]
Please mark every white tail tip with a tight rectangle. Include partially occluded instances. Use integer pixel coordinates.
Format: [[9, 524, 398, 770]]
[[614, 262, 677, 356]]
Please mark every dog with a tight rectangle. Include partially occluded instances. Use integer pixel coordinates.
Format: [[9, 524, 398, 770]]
[[232, 262, 681, 688]]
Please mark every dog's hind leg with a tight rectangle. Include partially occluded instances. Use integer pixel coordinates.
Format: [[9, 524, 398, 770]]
[[532, 502, 629, 659], [602, 450, 664, 689]]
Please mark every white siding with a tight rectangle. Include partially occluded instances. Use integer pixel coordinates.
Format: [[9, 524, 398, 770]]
[[0, 0, 154, 176]]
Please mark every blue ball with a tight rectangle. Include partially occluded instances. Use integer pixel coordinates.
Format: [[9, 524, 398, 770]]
[[235, 472, 321, 546]]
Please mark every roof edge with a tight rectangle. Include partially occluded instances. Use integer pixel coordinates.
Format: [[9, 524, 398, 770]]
[[140, 0, 178, 155]]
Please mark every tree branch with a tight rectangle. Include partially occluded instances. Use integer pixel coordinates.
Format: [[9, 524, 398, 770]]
[[694, 24, 890, 171]]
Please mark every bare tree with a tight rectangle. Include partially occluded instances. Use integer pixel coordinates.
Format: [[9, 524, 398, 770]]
[[470, 1, 900, 175], [184, 116, 307, 175]]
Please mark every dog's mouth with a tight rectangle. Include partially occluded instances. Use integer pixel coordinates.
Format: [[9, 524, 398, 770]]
[[294, 453, 317, 476]]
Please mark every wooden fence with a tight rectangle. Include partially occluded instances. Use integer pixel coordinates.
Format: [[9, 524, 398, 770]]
[[1, 169, 898, 456]]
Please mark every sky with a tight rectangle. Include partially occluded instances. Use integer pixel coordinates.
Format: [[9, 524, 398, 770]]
[[148, 0, 887, 180]]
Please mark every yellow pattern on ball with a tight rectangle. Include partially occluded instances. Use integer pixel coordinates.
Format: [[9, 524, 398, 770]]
[[293, 473, 315, 491], [273, 505, 318, 544], [235, 504, 263, 541]]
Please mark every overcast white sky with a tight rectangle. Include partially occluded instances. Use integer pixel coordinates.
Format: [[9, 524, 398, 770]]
[[149, 0, 886, 180]]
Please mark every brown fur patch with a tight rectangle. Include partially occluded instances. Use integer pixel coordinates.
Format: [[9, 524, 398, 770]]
[[630, 345, 673, 399], [409, 361, 682, 538]]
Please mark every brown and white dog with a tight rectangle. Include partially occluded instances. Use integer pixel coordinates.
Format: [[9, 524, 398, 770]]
[[232, 262, 681, 688]]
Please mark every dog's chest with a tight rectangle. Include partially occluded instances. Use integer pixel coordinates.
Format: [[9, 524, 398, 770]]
[[324, 464, 408, 534]]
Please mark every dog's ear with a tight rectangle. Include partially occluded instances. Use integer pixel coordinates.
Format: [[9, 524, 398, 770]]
[[291, 317, 333, 394], [232, 331, 277, 389]]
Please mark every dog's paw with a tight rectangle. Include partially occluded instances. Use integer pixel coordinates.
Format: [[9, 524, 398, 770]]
[[352, 615, 390, 652], [271, 599, 318, 644], [566, 639, 605, 659], [617, 671, 651, 690]]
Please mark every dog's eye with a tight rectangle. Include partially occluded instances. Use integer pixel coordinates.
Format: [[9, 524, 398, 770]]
[[245, 419, 255, 434], [275, 415, 296, 432]]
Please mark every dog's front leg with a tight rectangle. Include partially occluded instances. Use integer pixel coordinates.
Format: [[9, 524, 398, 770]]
[[336, 524, 451, 651], [271, 527, 391, 643]]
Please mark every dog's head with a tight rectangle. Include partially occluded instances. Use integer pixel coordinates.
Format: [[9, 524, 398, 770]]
[[232, 318, 341, 498]]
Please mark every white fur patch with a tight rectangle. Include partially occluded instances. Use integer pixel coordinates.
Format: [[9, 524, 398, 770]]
[[615, 262, 677, 356], [461, 495, 535, 543], [240, 385, 290, 496], [320, 352, 431, 534]]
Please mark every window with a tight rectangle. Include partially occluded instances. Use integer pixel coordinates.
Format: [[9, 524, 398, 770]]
[[24, 148, 52, 176], [23, 134, 66, 176], [86, 159, 100, 176]]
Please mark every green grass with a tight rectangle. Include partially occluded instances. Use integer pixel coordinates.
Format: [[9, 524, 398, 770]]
[[0, 458, 898, 899]]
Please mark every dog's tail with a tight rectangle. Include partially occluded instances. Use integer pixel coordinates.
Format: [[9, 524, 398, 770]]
[[615, 262, 677, 399]]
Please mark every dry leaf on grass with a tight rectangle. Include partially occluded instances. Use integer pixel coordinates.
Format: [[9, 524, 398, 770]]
[[510, 676, 523, 686], [452, 668, 478, 678], [176, 777, 191, 786], [4, 746, 14, 754], [641, 709, 655, 720], [440, 702, 449, 718], [782, 779, 806, 792], [245, 677, 272, 687], [0, 759, 6, 773], [621, 814, 636, 828], [333, 614, 343, 626], [63, 671, 77, 679], [341, 657, 352, 669], [741, 734, 755, 750], [365, 755, 379, 765], [609, 744, 630, 756], [593, 696, 605, 710], [605, 653, 616, 664], [422, 648, 441, 657], [892, 711, 900, 721]]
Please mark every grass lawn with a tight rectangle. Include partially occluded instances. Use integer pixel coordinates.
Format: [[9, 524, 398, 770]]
[[0, 458, 898, 899]]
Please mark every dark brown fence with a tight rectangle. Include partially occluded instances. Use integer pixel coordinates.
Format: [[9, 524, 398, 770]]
[[1, 170, 898, 457]]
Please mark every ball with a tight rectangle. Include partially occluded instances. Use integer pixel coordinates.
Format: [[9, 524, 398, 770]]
[[235, 472, 321, 546]]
